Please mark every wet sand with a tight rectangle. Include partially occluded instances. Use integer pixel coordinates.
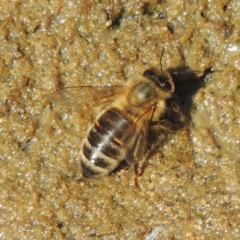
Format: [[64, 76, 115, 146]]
[[0, 0, 239, 239]]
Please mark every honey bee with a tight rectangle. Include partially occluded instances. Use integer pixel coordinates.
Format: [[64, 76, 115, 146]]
[[49, 67, 183, 184]]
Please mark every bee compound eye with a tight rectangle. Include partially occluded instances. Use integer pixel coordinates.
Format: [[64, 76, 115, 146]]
[[143, 69, 173, 92], [158, 76, 172, 92]]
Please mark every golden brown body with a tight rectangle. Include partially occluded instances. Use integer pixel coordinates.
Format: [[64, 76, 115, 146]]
[[49, 68, 176, 179]]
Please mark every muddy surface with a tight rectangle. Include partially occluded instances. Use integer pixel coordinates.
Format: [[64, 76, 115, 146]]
[[0, 0, 240, 239]]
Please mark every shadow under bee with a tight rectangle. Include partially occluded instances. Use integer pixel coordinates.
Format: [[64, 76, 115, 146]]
[[116, 66, 213, 176], [49, 61, 212, 186]]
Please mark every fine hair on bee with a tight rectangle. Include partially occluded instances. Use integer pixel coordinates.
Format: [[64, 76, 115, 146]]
[[49, 48, 206, 187]]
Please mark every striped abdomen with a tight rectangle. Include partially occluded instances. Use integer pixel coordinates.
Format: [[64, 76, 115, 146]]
[[80, 108, 134, 178]]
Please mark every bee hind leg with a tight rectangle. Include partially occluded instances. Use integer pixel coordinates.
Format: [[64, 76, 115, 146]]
[[133, 163, 139, 188], [123, 130, 148, 188]]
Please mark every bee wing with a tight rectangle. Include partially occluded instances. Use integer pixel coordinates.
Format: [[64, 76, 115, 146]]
[[48, 86, 124, 112], [121, 105, 155, 165]]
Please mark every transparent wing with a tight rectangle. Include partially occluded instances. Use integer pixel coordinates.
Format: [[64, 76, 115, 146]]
[[48, 86, 124, 112], [121, 105, 155, 165]]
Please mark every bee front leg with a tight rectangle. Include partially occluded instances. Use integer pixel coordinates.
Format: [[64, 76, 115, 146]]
[[151, 119, 185, 132]]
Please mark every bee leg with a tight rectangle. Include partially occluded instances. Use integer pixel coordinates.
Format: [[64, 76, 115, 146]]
[[133, 162, 139, 188], [152, 119, 184, 132], [124, 129, 149, 188]]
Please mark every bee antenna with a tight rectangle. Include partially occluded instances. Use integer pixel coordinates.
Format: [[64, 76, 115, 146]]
[[159, 47, 165, 71]]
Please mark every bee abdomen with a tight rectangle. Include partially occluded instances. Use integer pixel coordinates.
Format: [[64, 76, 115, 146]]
[[80, 108, 133, 178]]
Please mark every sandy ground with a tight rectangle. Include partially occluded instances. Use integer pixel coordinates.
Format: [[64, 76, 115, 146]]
[[0, 0, 240, 239]]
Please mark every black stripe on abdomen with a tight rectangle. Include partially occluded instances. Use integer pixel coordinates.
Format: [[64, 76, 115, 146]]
[[82, 142, 112, 168], [98, 108, 132, 138], [87, 121, 121, 159], [80, 108, 133, 177]]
